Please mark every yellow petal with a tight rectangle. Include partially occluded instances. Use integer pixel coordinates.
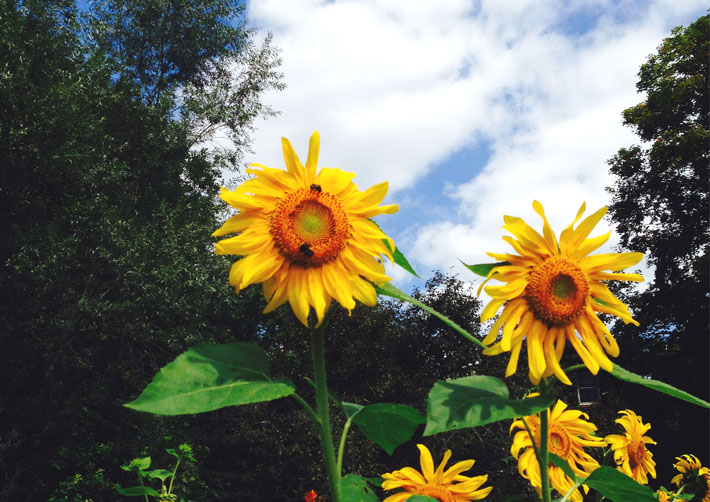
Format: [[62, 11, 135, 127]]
[[305, 131, 320, 183], [281, 136, 306, 186], [580, 252, 643, 272], [417, 444, 435, 481]]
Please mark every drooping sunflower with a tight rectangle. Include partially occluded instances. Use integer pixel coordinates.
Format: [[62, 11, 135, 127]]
[[478, 201, 644, 384], [510, 398, 605, 502], [213, 132, 398, 326], [381, 444, 492, 502], [671, 454, 710, 502], [604, 409, 656, 484]]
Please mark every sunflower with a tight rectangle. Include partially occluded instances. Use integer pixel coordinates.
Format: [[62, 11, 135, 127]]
[[671, 454, 710, 502], [213, 132, 398, 326], [381, 444, 492, 502], [657, 489, 678, 502], [478, 201, 643, 385], [604, 409, 656, 484], [510, 399, 605, 502]]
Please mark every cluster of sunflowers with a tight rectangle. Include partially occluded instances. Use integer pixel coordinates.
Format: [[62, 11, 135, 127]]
[[205, 132, 709, 502]]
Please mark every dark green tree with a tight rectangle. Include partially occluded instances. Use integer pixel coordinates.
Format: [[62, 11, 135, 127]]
[[605, 14, 709, 483], [0, 1, 281, 500]]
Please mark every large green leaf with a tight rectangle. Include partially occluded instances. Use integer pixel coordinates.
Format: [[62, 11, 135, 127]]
[[583, 467, 658, 502], [407, 497, 438, 502], [341, 474, 379, 502], [609, 364, 709, 408], [376, 283, 485, 349], [347, 403, 425, 455], [460, 260, 511, 278], [125, 343, 295, 415], [114, 485, 160, 497], [424, 376, 555, 436]]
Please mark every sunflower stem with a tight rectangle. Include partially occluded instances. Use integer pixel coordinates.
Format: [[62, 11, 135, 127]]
[[310, 307, 341, 502], [538, 378, 552, 502]]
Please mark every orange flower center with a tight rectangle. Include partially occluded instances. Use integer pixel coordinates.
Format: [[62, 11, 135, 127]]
[[525, 256, 590, 325], [270, 186, 351, 267], [627, 438, 647, 471], [417, 484, 455, 502]]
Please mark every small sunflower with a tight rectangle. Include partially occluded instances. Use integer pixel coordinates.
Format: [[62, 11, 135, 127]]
[[657, 489, 678, 502], [604, 409, 656, 484], [510, 399, 605, 502], [478, 201, 643, 385], [213, 132, 398, 326], [671, 454, 710, 502], [381, 444, 492, 502]]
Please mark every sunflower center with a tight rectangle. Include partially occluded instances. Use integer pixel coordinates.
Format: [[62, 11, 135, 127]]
[[627, 438, 647, 470], [270, 187, 351, 268], [546, 423, 572, 458], [525, 256, 590, 325], [417, 484, 454, 502]]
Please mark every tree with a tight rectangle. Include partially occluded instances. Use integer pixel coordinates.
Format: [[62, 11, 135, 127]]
[[0, 1, 281, 500], [605, 14, 709, 482]]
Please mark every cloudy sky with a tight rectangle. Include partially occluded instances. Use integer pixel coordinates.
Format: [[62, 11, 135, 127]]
[[241, 0, 706, 292]]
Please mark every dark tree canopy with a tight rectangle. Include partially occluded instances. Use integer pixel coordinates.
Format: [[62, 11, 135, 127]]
[[605, 14, 709, 483]]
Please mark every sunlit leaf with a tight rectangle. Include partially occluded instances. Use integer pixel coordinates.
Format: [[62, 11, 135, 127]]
[[424, 375, 554, 436], [348, 403, 425, 455], [583, 466, 658, 502], [609, 364, 709, 408], [125, 343, 295, 415], [341, 474, 379, 502], [460, 261, 510, 278], [146, 468, 173, 482]]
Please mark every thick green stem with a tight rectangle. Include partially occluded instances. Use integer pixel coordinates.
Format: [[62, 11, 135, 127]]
[[311, 309, 340, 502], [538, 378, 552, 502]]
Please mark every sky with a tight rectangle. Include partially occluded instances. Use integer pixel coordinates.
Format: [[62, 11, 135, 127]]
[[240, 0, 707, 294]]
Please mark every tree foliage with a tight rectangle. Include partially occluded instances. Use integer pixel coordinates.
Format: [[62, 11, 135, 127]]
[[605, 14, 709, 483]]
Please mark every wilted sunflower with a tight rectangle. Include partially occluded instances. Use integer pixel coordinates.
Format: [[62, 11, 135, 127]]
[[213, 132, 398, 326], [478, 201, 643, 384], [604, 409, 656, 484], [381, 444, 492, 502], [671, 454, 710, 502], [510, 398, 605, 502]]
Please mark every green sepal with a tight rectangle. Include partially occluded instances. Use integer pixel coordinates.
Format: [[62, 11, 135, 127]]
[[341, 473, 379, 502], [125, 343, 295, 415], [376, 283, 485, 349], [460, 260, 510, 277], [345, 402, 425, 455], [424, 375, 555, 436], [609, 364, 709, 408], [114, 485, 160, 497]]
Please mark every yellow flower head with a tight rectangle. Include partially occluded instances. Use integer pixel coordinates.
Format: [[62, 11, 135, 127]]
[[213, 132, 398, 326], [604, 409, 656, 485], [479, 201, 643, 385], [381, 444, 492, 502], [510, 399, 605, 502], [671, 454, 710, 502], [657, 489, 678, 502]]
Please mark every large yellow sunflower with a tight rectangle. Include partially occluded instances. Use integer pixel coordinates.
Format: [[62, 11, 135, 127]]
[[381, 444, 492, 502], [510, 399, 605, 502], [479, 201, 644, 384], [671, 454, 710, 502], [213, 132, 398, 326], [604, 409, 656, 484]]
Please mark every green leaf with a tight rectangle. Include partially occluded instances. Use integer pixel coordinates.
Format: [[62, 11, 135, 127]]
[[609, 364, 710, 408], [376, 283, 485, 349], [125, 343, 295, 415], [460, 261, 510, 278], [341, 474, 379, 502], [372, 220, 420, 278], [407, 497, 439, 502], [424, 375, 555, 436], [146, 468, 173, 482], [114, 485, 160, 497], [583, 466, 658, 502], [363, 477, 383, 488], [348, 403, 425, 455], [549, 453, 580, 482], [121, 456, 152, 472], [342, 402, 365, 420]]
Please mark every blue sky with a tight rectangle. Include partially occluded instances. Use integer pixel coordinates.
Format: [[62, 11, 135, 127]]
[[235, 0, 707, 294]]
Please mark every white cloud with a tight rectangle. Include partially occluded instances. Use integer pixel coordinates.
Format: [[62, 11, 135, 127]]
[[243, 0, 706, 293]]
